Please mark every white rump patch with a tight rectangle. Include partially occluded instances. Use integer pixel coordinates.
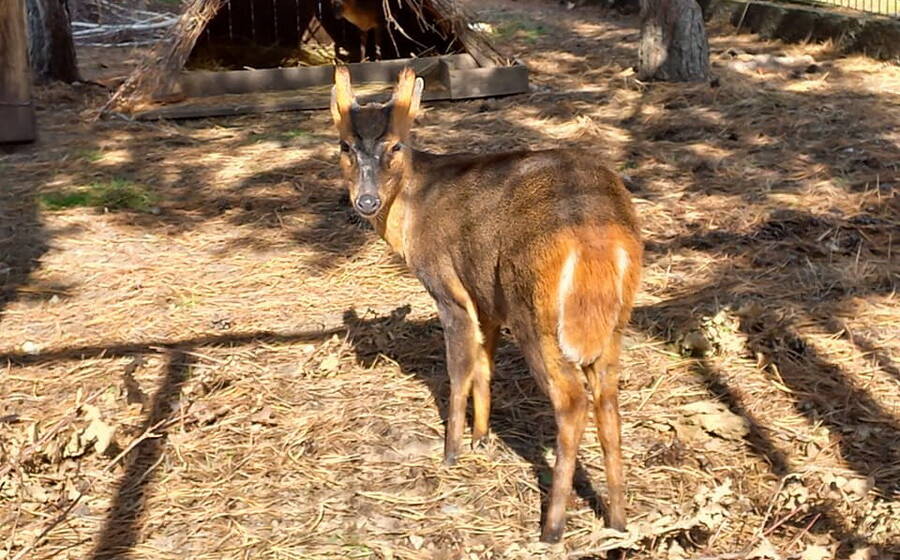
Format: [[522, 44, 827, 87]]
[[557, 249, 581, 364], [615, 245, 629, 304]]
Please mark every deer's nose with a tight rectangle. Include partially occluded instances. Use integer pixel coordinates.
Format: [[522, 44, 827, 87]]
[[355, 194, 381, 216]]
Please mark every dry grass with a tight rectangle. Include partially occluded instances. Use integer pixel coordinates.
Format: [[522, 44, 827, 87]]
[[1, 1, 899, 559]]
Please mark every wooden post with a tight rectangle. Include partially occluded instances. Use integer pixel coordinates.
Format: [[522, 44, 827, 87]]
[[0, 0, 36, 143]]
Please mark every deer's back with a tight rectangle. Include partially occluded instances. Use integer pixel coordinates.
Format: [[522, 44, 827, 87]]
[[407, 148, 639, 319]]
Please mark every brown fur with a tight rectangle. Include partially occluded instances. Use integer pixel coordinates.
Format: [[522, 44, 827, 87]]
[[331, 66, 643, 543], [335, 0, 382, 31], [534, 224, 643, 365], [332, 0, 384, 60]]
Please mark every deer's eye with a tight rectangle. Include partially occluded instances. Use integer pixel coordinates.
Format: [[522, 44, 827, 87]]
[[340, 141, 350, 153], [391, 143, 402, 153]]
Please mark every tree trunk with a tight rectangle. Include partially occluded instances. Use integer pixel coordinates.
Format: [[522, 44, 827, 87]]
[[638, 0, 709, 82], [26, 0, 80, 83], [1, 0, 37, 143]]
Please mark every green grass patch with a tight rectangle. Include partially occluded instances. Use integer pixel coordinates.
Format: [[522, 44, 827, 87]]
[[76, 148, 104, 163], [282, 129, 314, 141], [39, 179, 159, 212], [492, 17, 548, 43], [247, 128, 327, 146]]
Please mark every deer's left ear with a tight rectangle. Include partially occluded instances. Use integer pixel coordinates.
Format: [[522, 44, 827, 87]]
[[331, 65, 355, 133], [390, 68, 424, 138]]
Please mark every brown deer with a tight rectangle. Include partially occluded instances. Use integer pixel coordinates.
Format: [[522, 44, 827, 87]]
[[332, 0, 385, 60], [330, 66, 643, 543]]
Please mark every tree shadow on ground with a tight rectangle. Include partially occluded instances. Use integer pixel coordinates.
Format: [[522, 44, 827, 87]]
[[631, 198, 899, 551], [90, 349, 193, 560], [4, 3, 899, 556], [0, 159, 51, 322], [341, 306, 611, 534]]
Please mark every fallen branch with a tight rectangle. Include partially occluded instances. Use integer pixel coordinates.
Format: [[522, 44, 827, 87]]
[[72, 19, 177, 37]]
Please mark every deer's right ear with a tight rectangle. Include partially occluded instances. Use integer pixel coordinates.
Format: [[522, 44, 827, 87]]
[[331, 66, 354, 131], [391, 68, 424, 138]]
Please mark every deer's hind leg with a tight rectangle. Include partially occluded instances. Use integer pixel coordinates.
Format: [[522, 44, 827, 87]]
[[515, 323, 589, 543], [584, 337, 626, 532]]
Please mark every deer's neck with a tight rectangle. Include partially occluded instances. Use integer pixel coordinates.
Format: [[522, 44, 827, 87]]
[[371, 152, 423, 260]]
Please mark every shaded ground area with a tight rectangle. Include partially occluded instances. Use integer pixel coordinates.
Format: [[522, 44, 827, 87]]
[[1, 1, 898, 558]]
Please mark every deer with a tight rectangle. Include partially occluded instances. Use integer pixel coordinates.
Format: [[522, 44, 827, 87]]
[[330, 66, 643, 543], [331, 0, 385, 60]]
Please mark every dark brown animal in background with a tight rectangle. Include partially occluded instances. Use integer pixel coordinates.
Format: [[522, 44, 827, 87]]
[[332, 0, 385, 60], [330, 66, 643, 543]]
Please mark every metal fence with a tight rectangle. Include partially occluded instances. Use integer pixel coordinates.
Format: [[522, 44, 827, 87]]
[[808, 0, 899, 17]]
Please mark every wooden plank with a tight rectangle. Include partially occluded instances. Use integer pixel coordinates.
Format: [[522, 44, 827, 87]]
[[0, 0, 36, 143], [137, 55, 529, 120], [446, 63, 529, 100], [136, 80, 456, 120], [172, 55, 478, 98]]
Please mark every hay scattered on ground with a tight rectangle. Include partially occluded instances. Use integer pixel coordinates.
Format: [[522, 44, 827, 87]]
[[1, 1, 899, 558]]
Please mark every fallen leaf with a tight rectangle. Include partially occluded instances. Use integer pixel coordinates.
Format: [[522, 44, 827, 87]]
[[747, 538, 782, 559], [780, 480, 810, 510], [64, 428, 87, 458], [842, 476, 874, 501], [249, 406, 277, 426], [319, 354, 340, 372], [83, 416, 117, 454], [408, 534, 425, 550], [190, 402, 229, 425], [800, 544, 833, 560], [849, 547, 877, 560], [693, 479, 736, 529], [682, 400, 750, 440], [663, 538, 688, 559], [670, 419, 706, 443]]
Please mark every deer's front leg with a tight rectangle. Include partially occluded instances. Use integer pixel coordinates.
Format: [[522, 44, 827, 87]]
[[436, 301, 482, 466]]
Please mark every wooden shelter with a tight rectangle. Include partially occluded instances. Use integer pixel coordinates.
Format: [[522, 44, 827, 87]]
[[107, 0, 528, 120]]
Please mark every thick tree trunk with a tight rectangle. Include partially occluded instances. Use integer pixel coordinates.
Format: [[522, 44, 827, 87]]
[[26, 0, 80, 83], [638, 0, 709, 82], [1, 0, 37, 143]]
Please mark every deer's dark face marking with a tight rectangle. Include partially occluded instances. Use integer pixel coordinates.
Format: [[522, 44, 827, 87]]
[[338, 104, 406, 219], [331, 66, 422, 220]]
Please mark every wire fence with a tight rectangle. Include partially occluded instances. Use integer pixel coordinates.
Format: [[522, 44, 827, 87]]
[[807, 0, 899, 17]]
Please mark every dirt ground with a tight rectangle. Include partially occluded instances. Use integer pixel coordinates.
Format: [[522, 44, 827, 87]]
[[2, 1, 899, 559]]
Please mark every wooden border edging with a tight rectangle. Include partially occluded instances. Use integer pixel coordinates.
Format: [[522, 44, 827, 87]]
[[136, 54, 528, 120]]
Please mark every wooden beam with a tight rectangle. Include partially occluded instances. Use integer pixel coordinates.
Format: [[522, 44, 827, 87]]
[[167, 55, 481, 99], [137, 55, 529, 120], [138, 82, 449, 120], [446, 63, 529, 100], [0, 0, 36, 143]]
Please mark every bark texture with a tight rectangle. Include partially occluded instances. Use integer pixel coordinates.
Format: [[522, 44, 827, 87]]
[[638, 0, 709, 82], [26, 0, 79, 83]]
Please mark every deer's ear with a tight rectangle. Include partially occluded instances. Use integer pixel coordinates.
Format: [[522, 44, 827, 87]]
[[331, 65, 354, 130], [391, 68, 424, 137]]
